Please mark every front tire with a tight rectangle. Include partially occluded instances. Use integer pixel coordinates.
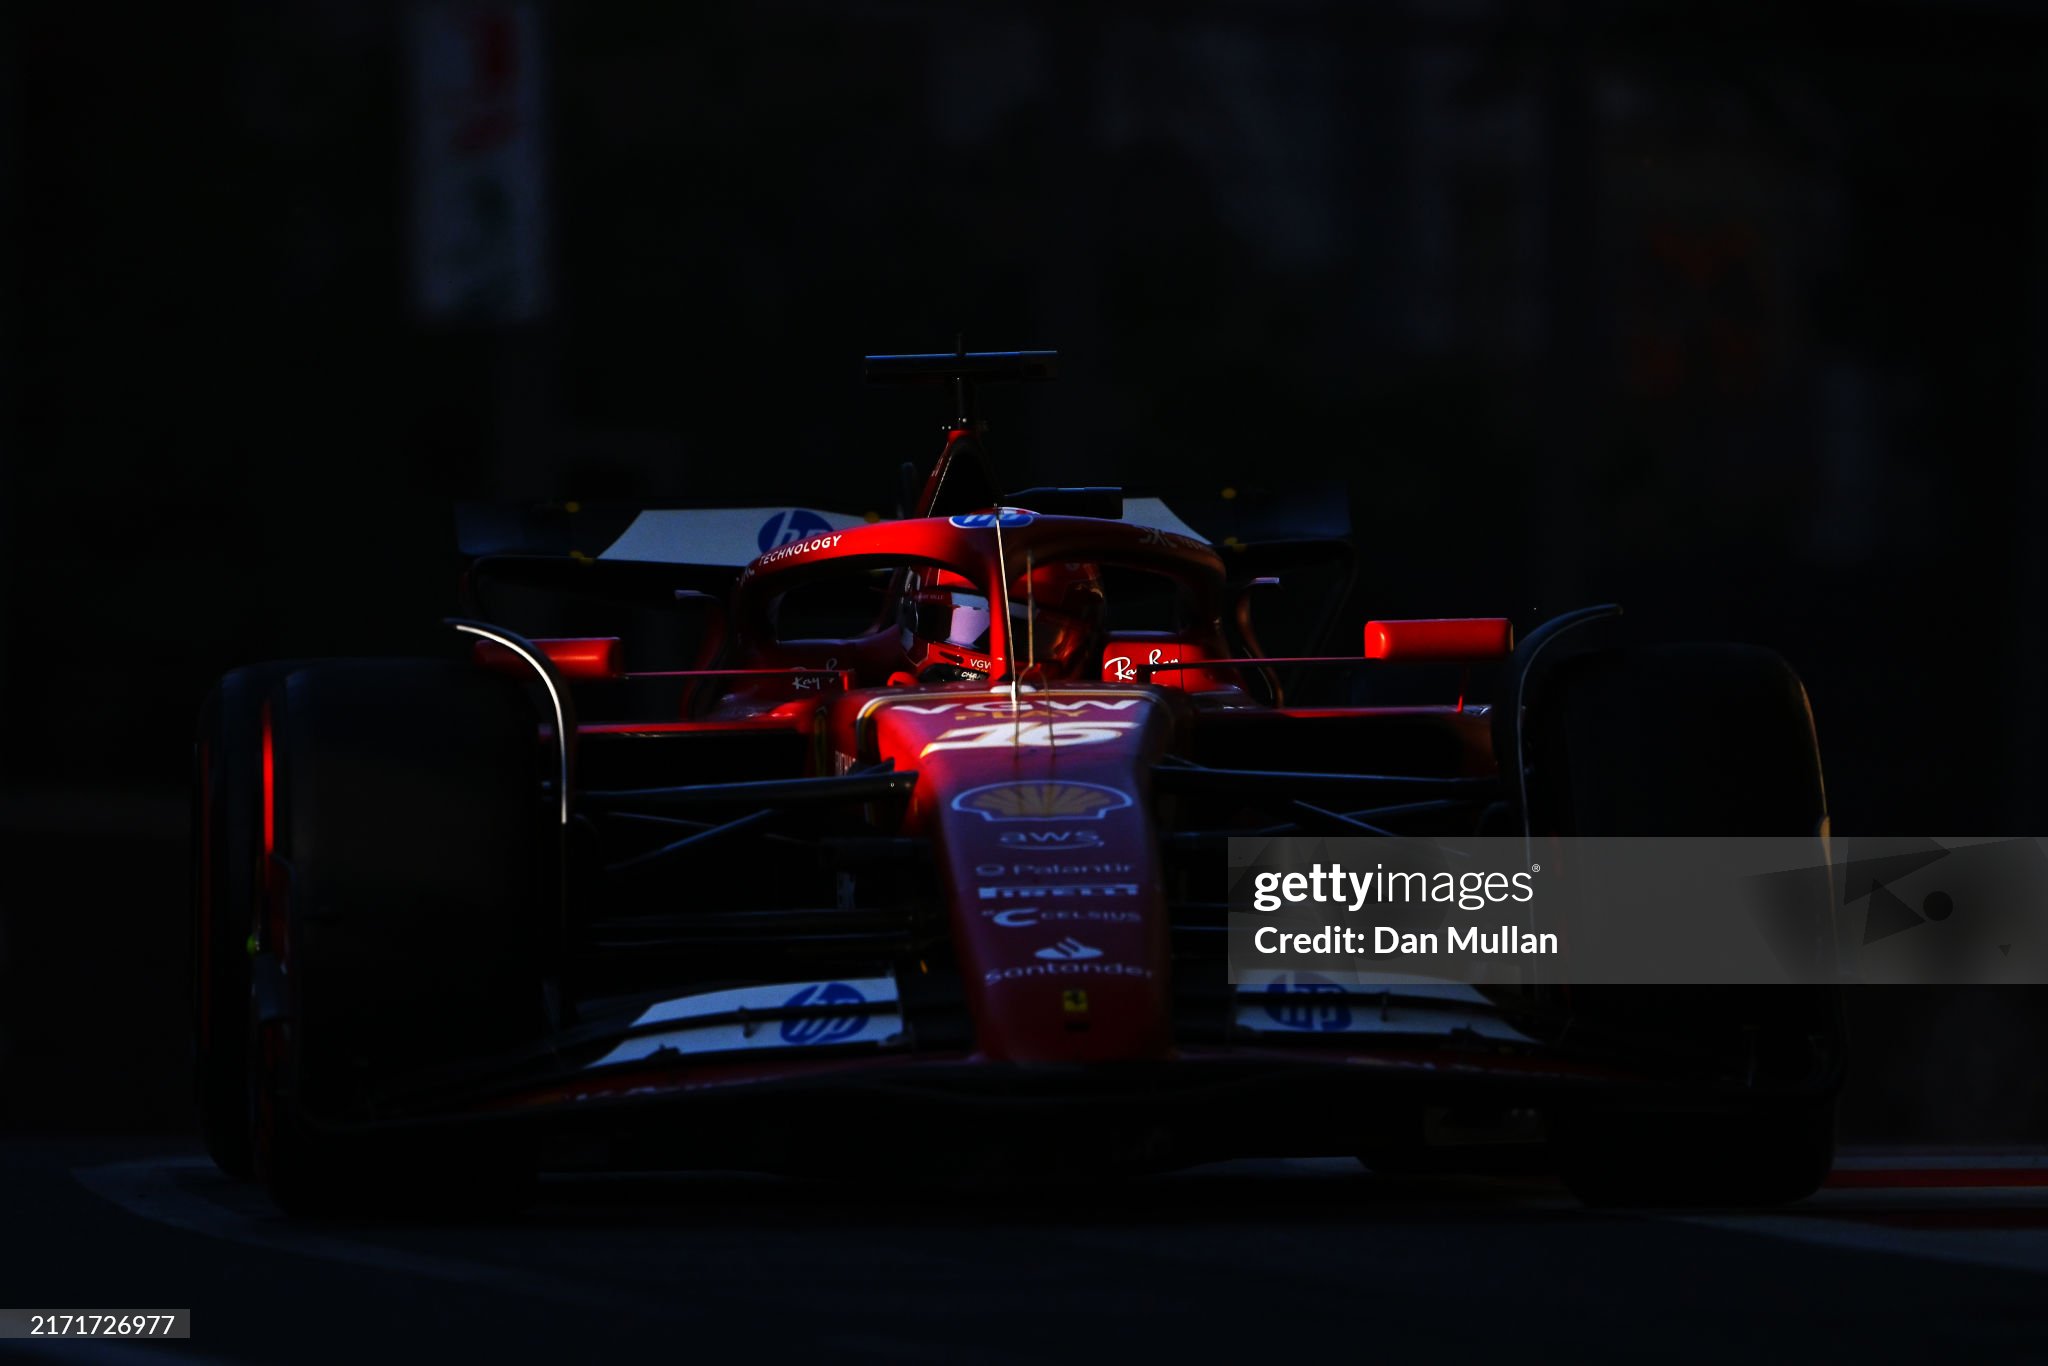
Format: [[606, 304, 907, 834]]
[[1519, 640, 1842, 1206], [1556, 1100, 1835, 1208], [245, 658, 551, 1215]]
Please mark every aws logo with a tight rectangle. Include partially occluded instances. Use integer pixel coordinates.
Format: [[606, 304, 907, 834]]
[[999, 830, 1104, 849]]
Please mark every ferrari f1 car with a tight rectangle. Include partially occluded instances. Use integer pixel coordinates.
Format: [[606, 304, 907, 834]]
[[193, 349, 1841, 1212]]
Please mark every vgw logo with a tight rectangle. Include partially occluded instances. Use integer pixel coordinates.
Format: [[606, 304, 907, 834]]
[[1261, 977, 1352, 1032], [778, 981, 869, 1044], [756, 508, 835, 554]]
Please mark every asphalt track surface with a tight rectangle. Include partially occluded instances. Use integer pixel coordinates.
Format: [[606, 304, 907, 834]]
[[3, 1143, 2045, 1364]]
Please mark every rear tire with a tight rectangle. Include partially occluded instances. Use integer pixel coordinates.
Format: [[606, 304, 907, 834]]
[[1520, 641, 1827, 839], [248, 658, 550, 1216]]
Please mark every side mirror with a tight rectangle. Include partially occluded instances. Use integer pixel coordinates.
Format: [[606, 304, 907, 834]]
[[1232, 577, 1284, 705], [1363, 618, 1514, 662]]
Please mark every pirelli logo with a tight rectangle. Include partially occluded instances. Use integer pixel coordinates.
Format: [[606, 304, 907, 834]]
[[977, 883, 1141, 900]]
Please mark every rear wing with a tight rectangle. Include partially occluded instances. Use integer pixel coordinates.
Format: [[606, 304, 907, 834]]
[[456, 501, 873, 568], [453, 344, 1360, 676], [456, 341, 1350, 566], [456, 485, 1346, 569]]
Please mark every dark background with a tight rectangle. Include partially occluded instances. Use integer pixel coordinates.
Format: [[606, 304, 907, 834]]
[[1, 0, 2044, 1138]]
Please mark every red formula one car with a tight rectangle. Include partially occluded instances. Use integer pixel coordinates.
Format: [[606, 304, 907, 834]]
[[193, 350, 1842, 1212]]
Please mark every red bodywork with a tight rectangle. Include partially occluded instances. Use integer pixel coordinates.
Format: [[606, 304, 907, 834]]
[[337, 468, 1842, 1184], [495, 504, 1539, 1138]]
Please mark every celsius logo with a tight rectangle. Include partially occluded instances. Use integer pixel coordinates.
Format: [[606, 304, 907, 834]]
[[778, 981, 868, 1044], [954, 782, 1133, 822], [757, 508, 835, 554], [949, 509, 1035, 530], [991, 907, 1141, 927], [1261, 976, 1352, 1032], [1035, 938, 1104, 962]]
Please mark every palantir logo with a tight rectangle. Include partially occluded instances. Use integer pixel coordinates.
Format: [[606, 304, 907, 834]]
[[1262, 976, 1352, 1032], [757, 508, 835, 554], [779, 981, 868, 1044]]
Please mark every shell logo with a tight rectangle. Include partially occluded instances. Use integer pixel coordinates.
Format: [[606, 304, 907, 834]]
[[952, 782, 1133, 822]]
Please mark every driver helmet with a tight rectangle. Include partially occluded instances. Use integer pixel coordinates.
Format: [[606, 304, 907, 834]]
[[903, 563, 1105, 682]]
